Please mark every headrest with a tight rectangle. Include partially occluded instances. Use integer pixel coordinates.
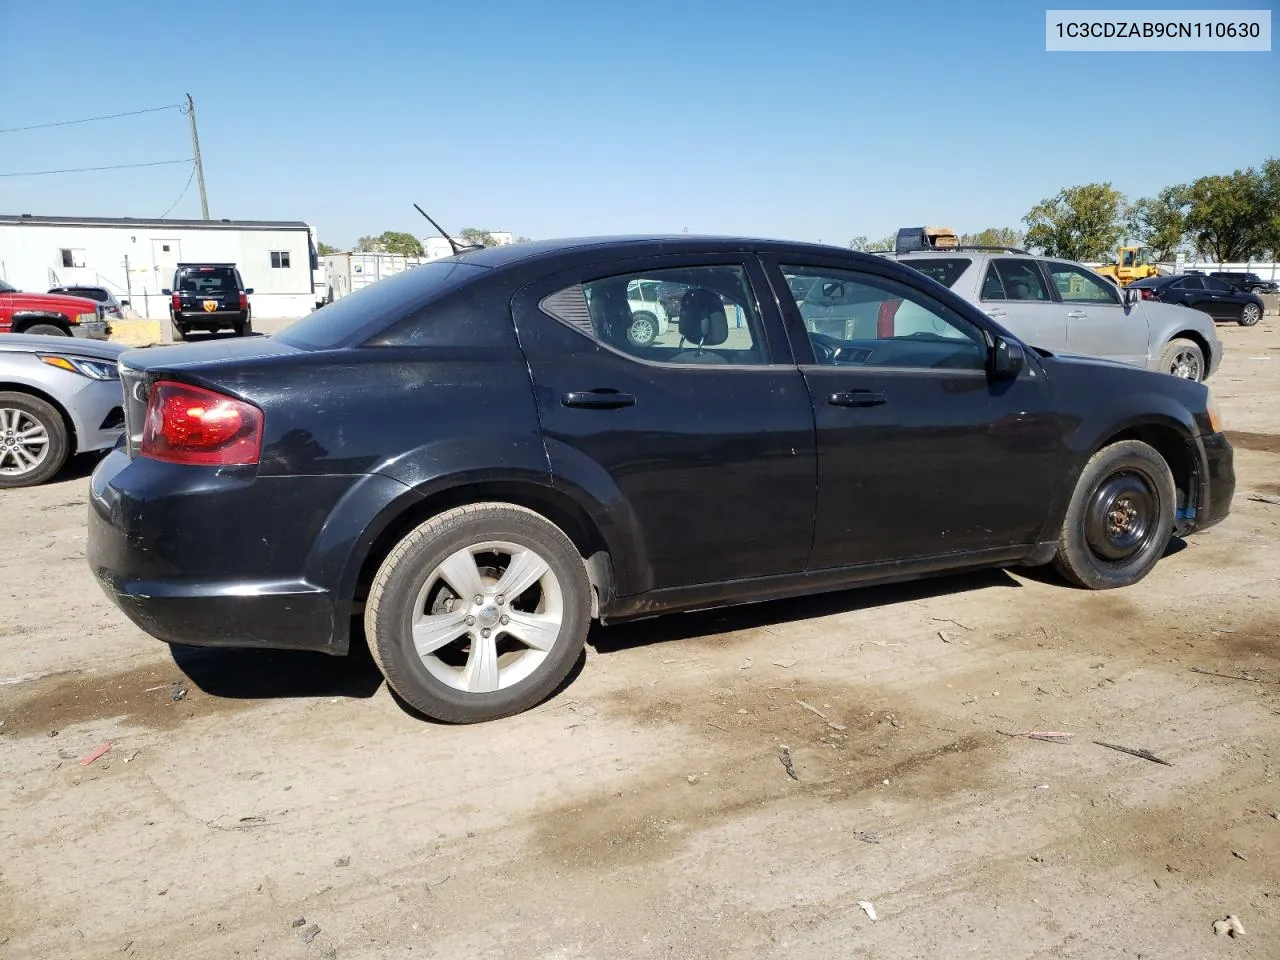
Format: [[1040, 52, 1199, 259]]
[[678, 288, 729, 346]]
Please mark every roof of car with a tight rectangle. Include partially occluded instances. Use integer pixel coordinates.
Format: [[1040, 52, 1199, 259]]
[[444, 235, 868, 268]]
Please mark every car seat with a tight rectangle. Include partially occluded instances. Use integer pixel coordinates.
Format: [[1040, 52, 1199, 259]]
[[669, 288, 729, 364]]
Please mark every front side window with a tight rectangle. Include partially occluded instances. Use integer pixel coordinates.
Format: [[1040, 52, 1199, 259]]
[[1045, 262, 1120, 304], [270, 250, 291, 269], [546, 265, 767, 365], [991, 259, 1051, 301], [778, 265, 986, 371]]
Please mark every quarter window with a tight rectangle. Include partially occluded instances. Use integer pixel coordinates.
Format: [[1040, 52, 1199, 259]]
[[545, 265, 768, 365], [1045, 261, 1120, 304], [984, 259, 1051, 302], [902, 257, 971, 289], [270, 250, 291, 269], [778, 265, 986, 371]]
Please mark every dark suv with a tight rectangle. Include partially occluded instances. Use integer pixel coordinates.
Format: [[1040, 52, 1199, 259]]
[[163, 263, 254, 339], [1209, 271, 1279, 295]]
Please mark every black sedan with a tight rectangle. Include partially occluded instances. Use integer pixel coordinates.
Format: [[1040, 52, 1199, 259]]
[[1129, 274, 1264, 327], [88, 237, 1236, 723]]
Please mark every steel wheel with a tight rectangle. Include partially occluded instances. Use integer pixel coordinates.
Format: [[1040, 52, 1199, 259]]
[[1167, 346, 1202, 380], [1240, 303, 1261, 326], [0, 407, 51, 478], [409, 540, 564, 694], [1084, 470, 1158, 563]]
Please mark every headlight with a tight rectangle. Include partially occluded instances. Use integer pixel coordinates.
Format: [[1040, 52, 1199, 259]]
[[76, 312, 98, 324], [38, 354, 120, 381]]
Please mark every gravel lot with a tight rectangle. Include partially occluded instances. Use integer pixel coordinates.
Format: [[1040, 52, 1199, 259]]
[[2, 317, 1278, 959]]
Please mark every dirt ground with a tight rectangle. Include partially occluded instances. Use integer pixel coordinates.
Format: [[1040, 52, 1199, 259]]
[[3, 318, 1279, 960]]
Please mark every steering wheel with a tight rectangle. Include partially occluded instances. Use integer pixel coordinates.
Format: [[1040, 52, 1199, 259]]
[[809, 332, 845, 364]]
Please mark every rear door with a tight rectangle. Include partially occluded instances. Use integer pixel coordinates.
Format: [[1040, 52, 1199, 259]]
[[1202, 276, 1247, 320], [977, 257, 1068, 353], [512, 254, 816, 595], [1166, 276, 1211, 312], [764, 254, 1063, 570], [1042, 260, 1148, 365]]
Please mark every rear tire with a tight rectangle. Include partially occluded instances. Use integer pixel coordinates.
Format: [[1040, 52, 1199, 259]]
[[236, 317, 253, 337], [1239, 302, 1261, 327], [171, 320, 186, 342], [23, 323, 69, 337], [365, 503, 592, 723], [0, 391, 70, 488], [1159, 337, 1205, 381], [1052, 440, 1176, 590]]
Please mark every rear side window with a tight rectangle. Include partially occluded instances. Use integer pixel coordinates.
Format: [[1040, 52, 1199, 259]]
[[1175, 277, 1204, 290], [902, 258, 970, 289], [177, 267, 239, 293], [984, 259, 1051, 301], [278, 260, 488, 349]]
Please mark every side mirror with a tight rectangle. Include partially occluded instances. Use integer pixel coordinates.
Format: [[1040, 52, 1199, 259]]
[[245, 288, 255, 295], [161, 288, 172, 295], [990, 335, 1026, 380]]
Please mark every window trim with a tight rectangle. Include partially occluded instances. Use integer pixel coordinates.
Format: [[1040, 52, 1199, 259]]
[[539, 259, 786, 370], [763, 255, 992, 374], [269, 250, 292, 269]]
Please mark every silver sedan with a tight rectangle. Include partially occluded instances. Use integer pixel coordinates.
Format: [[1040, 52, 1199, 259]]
[[0, 334, 127, 488]]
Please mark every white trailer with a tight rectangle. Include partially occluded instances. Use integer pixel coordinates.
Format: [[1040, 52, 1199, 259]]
[[323, 252, 429, 302]]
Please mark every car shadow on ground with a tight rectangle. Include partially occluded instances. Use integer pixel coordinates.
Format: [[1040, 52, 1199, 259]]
[[51, 452, 108, 484], [170, 639, 385, 701]]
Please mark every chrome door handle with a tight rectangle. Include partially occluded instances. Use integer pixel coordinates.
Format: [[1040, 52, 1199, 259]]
[[984, 308, 1007, 319], [1066, 310, 1088, 319]]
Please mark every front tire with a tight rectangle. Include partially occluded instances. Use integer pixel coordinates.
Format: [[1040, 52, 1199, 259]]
[[1159, 337, 1205, 381], [1052, 440, 1176, 590], [1239, 302, 1261, 326], [627, 311, 659, 346], [365, 503, 591, 723], [0, 392, 70, 488]]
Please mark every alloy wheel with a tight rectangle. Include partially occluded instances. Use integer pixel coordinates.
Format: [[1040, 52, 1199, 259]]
[[1241, 303, 1261, 326], [0, 407, 50, 478], [409, 541, 564, 694], [1168, 348, 1202, 380]]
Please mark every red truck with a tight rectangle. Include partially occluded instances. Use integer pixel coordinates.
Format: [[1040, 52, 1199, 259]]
[[0, 279, 111, 339]]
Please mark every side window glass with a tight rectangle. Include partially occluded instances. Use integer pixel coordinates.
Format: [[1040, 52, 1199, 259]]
[[1205, 277, 1232, 293], [992, 259, 1051, 301], [980, 264, 1006, 300], [544, 265, 768, 365], [1046, 262, 1120, 304], [778, 265, 987, 371]]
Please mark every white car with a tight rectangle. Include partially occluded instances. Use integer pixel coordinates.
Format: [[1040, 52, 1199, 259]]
[[625, 278, 669, 346]]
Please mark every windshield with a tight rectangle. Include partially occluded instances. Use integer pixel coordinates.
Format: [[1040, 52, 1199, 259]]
[[278, 260, 488, 349]]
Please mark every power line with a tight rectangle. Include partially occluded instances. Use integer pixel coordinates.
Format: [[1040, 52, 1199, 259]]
[[0, 158, 193, 178], [0, 104, 181, 135], [157, 163, 197, 218]]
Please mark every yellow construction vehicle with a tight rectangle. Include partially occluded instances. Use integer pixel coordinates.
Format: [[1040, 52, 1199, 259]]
[[1094, 246, 1161, 287]]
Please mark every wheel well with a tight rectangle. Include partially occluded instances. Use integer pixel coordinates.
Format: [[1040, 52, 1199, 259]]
[[1168, 329, 1211, 367], [1099, 423, 1195, 512], [351, 481, 616, 619], [12, 313, 71, 334], [0, 382, 77, 452]]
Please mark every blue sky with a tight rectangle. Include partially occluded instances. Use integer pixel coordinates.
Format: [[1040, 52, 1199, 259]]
[[1, 1, 1276, 248]]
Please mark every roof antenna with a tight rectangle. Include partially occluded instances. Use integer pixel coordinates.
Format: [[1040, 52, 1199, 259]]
[[413, 204, 480, 255]]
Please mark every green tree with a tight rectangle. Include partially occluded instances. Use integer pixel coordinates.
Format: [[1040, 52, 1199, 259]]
[[1182, 168, 1269, 262], [1261, 157, 1280, 257], [515, 235, 532, 243], [1023, 183, 1127, 261], [460, 227, 499, 248], [848, 235, 896, 251], [316, 241, 340, 256], [1126, 185, 1190, 260], [355, 231, 424, 257], [959, 227, 1024, 249]]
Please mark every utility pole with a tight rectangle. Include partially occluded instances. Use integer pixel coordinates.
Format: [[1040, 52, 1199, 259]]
[[184, 93, 209, 219]]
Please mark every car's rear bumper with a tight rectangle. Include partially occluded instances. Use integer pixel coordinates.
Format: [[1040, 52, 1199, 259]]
[[1189, 431, 1234, 533], [175, 310, 246, 327]]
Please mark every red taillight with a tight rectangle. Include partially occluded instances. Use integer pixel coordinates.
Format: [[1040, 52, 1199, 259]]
[[239, 292, 248, 310], [140, 381, 263, 466], [171, 293, 182, 311], [1140, 288, 1154, 300]]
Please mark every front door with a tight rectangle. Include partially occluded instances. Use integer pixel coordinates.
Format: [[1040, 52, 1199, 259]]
[[1042, 260, 1149, 366], [512, 256, 816, 595], [764, 255, 1063, 570], [151, 239, 181, 292]]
